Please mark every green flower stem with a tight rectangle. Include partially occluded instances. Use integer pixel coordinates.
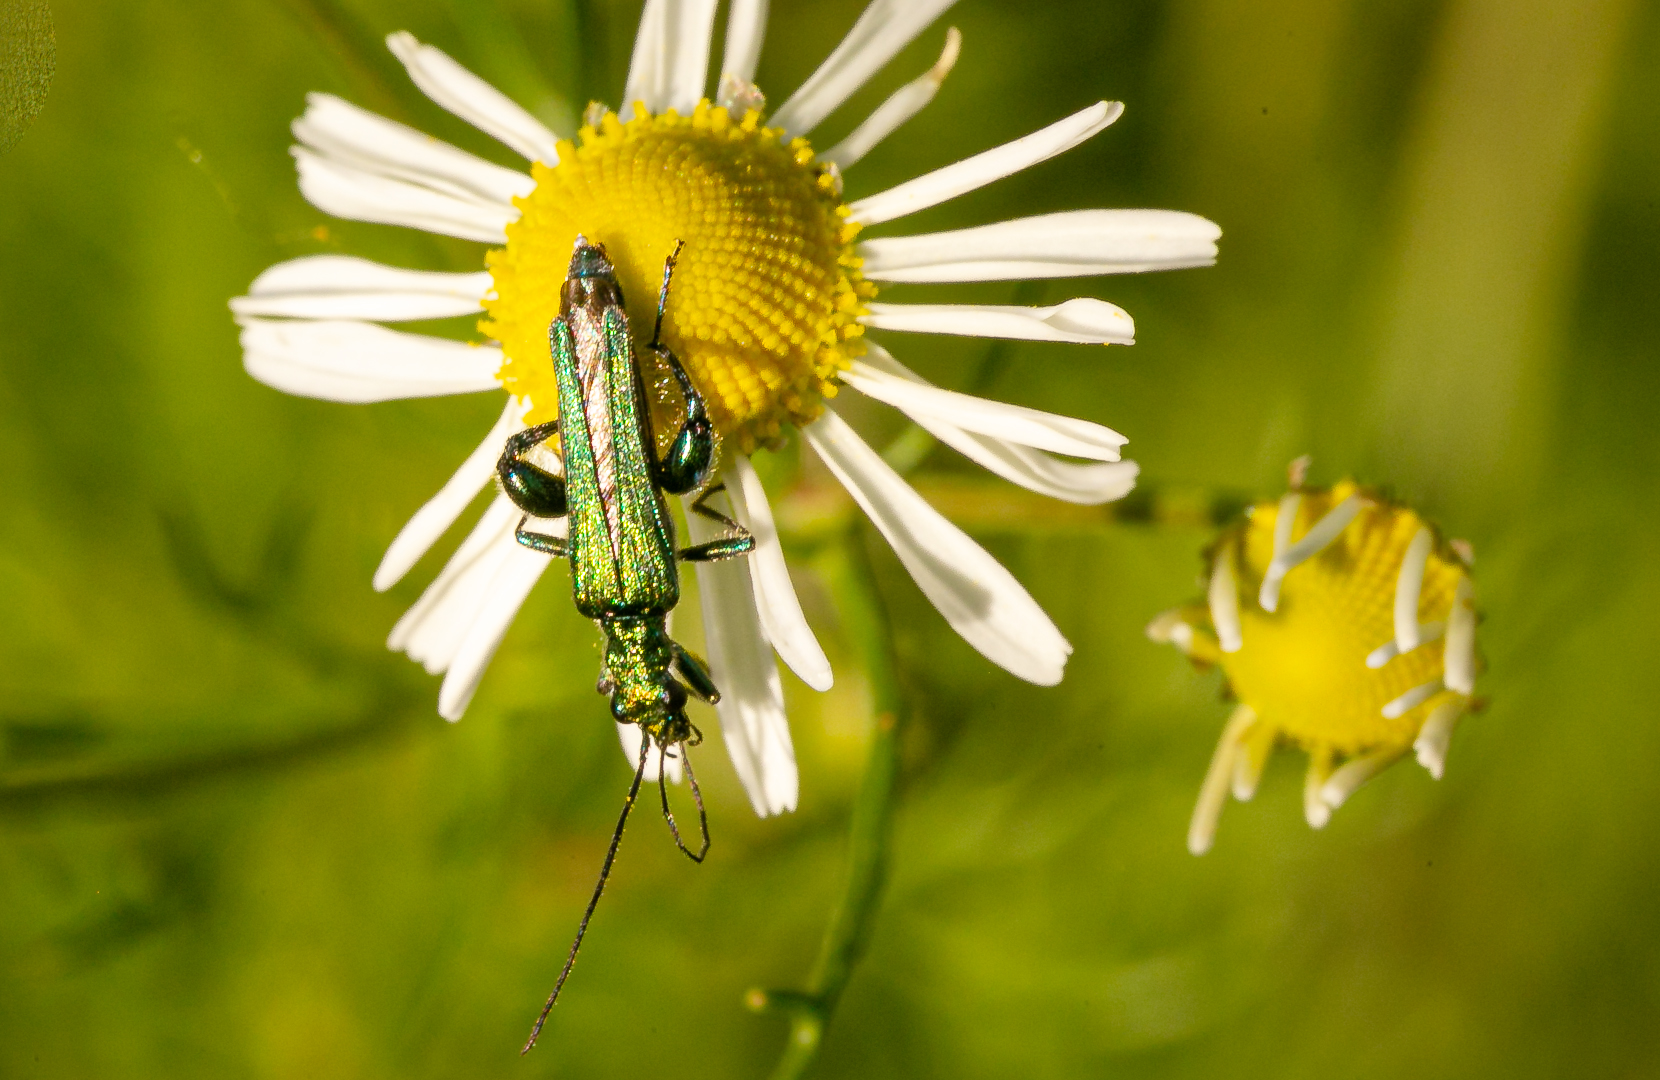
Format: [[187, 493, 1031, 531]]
[[749, 530, 907, 1080]]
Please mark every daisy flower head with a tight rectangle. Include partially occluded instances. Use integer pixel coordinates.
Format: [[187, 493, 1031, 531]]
[[234, 0, 1221, 818], [1148, 460, 1482, 855]]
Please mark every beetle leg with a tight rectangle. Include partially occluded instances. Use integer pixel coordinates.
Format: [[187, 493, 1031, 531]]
[[670, 641, 721, 704], [497, 420, 569, 520], [678, 484, 755, 562]]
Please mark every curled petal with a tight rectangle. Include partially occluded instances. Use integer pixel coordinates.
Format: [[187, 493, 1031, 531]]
[[861, 296, 1134, 345]]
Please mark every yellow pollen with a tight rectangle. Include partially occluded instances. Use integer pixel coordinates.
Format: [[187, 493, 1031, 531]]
[[481, 100, 876, 454], [1216, 481, 1466, 755]]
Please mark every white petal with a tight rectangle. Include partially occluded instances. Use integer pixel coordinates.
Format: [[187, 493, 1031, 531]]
[[1303, 748, 1334, 829], [437, 537, 553, 720], [390, 495, 521, 672], [385, 32, 562, 164], [1208, 538, 1243, 654], [861, 296, 1134, 345], [770, 0, 961, 138], [721, 0, 769, 87], [820, 26, 960, 170], [851, 345, 1137, 505], [686, 494, 798, 816], [293, 93, 533, 207], [726, 457, 833, 691], [1188, 704, 1256, 856], [622, 0, 720, 118], [858, 209, 1222, 283], [1382, 678, 1444, 720], [1394, 526, 1434, 652], [293, 147, 513, 244], [849, 101, 1122, 225], [374, 398, 522, 592], [1443, 575, 1477, 694], [803, 408, 1071, 685], [232, 255, 491, 321], [931, 427, 1139, 505], [1320, 746, 1405, 811], [615, 721, 684, 784], [1414, 698, 1465, 780], [239, 317, 502, 402], [842, 357, 1126, 461]]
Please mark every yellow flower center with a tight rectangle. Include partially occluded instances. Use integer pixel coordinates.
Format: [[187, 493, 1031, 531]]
[[1219, 481, 1465, 755], [481, 101, 875, 454]]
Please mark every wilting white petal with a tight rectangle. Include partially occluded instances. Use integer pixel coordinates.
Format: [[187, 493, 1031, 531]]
[[239, 317, 502, 402], [1304, 748, 1334, 829], [849, 101, 1122, 225], [803, 409, 1071, 685], [1189, 704, 1256, 855], [861, 297, 1134, 345], [615, 722, 684, 784], [1208, 538, 1243, 654], [390, 495, 520, 672], [293, 93, 533, 207], [1414, 697, 1465, 780], [1443, 575, 1477, 694], [721, 0, 768, 86], [859, 209, 1221, 283], [375, 399, 523, 592], [1231, 718, 1277, 802], [1382, 678, 1444, 720], [852, 345, 1137, 504], [727, 457, 833, 691], [686, 494, 798, 816], [1259, 494, 1362, 613], [821, 26, 960, 169], [385, 32, 562, 164], [232, 256, 492, 321], [293, 148, 514, 244], [1394, 527, 1433, 652], [842, 358, 1125, 461], [1321, 746, 1406, 811], [622, 0, 720, 118], [437, 538, 553, 720], [770, 0, 960, 138]]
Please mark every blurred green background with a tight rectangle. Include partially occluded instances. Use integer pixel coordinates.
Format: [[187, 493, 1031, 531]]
[[3, 0, 1658, 1076]]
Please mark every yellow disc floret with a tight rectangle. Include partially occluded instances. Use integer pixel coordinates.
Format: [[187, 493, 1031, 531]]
[[1149, 469, 1481, 853], [482, 101, 876, 454], [1222, 481, 1463, 754]]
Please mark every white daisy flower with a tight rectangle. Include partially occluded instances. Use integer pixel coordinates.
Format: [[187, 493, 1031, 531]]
[[233, 0, 1220, 818]]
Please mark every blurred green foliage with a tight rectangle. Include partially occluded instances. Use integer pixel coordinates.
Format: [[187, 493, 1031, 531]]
[[3, 0, 1659, 1077]]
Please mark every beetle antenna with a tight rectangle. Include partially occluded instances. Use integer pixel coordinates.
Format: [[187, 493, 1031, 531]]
[[658, 741, 711, 863], [522, 736, 651, 1054], [649, 239, 685, 352]]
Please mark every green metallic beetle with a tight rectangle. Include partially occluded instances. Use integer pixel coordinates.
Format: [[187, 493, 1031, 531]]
[[496, 236, 754, 1051]]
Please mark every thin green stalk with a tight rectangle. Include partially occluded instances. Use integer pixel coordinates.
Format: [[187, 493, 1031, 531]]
[[748, 531, 906, 1080]]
